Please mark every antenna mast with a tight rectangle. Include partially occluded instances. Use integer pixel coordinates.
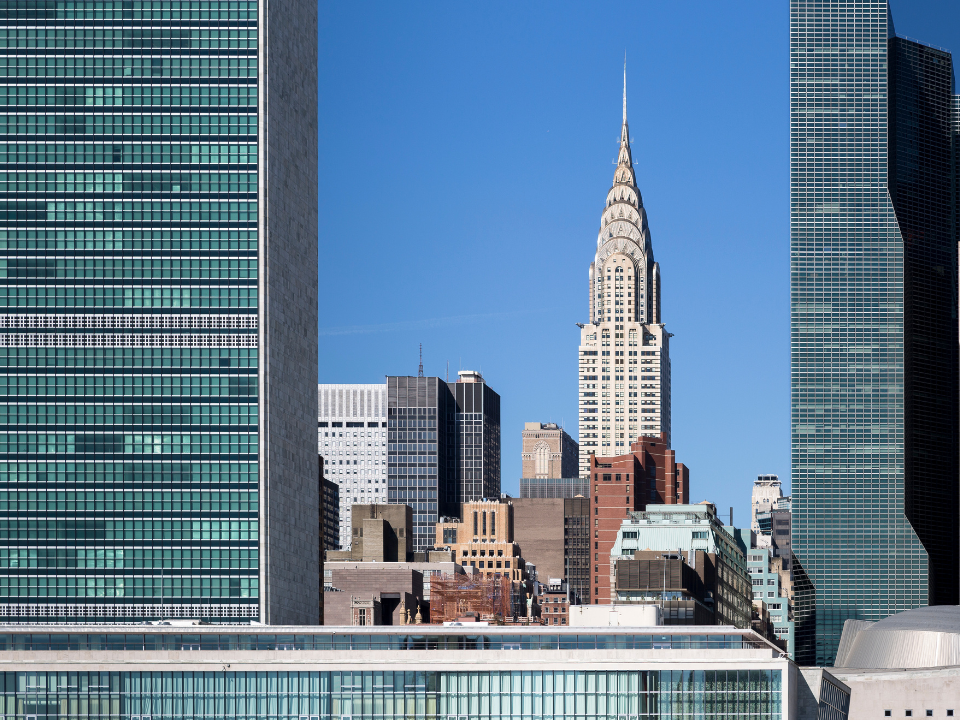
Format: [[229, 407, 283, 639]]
[[418, 344, 424, 378]]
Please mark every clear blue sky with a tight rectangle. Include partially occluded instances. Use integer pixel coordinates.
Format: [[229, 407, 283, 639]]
[[318, 1, 960, 527]]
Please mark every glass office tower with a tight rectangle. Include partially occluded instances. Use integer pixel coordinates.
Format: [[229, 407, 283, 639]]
[[791, 0, 959, 665], [0, 1, 319, 624]]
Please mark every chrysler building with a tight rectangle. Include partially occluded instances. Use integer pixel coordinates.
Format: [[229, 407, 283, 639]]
[[577, 69, 672, 477]]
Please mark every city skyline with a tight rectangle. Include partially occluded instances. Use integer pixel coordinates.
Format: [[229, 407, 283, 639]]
[[318, 1, 960, 527]]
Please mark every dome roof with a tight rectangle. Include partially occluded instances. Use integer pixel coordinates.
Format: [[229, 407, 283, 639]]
[[834, 606, 960, 669]]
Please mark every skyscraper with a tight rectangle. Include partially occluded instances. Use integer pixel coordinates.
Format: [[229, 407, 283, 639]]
[[791, 0, 959, 664], [318, 383, 388, 551], [0, 2, 319, 624], [386, 373, 501, 552], [578, 69, 671, 477]]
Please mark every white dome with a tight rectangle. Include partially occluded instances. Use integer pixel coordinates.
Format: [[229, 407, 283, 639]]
[[834, 606, 960, 669]]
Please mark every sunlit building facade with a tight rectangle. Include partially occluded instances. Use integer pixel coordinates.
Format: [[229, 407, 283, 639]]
[[790, 0, 959, 665], [0, 1, 320, 624]]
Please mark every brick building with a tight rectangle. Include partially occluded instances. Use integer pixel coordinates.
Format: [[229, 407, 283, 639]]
[[540, 585, 574, 626], [588, 433, 689, 603]]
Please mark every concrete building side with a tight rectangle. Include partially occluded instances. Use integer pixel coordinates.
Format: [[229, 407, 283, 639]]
[[258, 0, 320, 625]]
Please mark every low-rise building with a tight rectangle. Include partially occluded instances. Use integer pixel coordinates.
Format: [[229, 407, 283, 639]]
[[0, 625, 850, 720], [611, 502, 752, 628], [612, 550, 715, 625], [327, 504, 413, 563]]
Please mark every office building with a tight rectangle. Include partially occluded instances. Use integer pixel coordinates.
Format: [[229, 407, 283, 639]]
[[751, 474, 783, 534], [387, 374, 501, 552], [0, 625, 849, 720], [588, 433, 689, 603], [318, 383, 388, 551], [540, 580, 577, 626], [578, 72, 672, 477], [791, 0, 959, 664], [436, 499, 526, 583], [611, 503, 752, 629], [563, 496, 592, 604], [521, 422, 579, 479], [321, 477, 340, 555], [450, 370, 501, 504], [0, 1, 319, 624], [748, 547, 795, 659], [519, 476, 589, 498]]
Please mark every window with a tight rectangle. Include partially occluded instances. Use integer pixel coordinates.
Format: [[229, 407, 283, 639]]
[[884, 713, 891, 718], [926, 712, 933, 717], [906, 712, 913, 717], [947, 711, 954, 717]]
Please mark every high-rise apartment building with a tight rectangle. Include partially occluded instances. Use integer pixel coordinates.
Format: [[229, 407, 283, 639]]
[[0, 1, 319, 624], [791, 0, 959, 665], [578, 72, 671, 477], [386, 374, 500, 553], [521, 422, 579, 479], [318, 384, 387, 551]]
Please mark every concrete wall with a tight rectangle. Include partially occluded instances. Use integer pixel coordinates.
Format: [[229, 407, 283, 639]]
[[831, 667, 960, 720], [512, 498, 565, 582], [258, 0, 320, 625], [324, 568, 424, 626]]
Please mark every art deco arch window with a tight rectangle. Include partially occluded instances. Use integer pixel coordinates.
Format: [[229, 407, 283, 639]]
[[534, 441, 550, 477]]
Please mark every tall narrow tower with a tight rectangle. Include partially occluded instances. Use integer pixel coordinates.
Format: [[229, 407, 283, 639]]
[[577, 70, 671, 477]]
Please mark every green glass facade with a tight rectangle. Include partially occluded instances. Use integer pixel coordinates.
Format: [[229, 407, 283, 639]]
[[0, 1, 319, 624], [790, 0, 959, 666], [0, 669, 783, 720]]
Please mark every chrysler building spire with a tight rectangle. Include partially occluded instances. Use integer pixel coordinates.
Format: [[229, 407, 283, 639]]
[[623, 55, 627, 124], [577, 67, 672, 477]]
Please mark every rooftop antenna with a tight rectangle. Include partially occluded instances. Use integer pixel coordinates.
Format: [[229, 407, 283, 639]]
[[446, 360, 449, 383], [418, 343, 424, 378]]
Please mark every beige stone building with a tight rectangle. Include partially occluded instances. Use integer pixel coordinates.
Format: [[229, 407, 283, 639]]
[[521, 422, 579, 479], [578, 71, 672, 476], [435, 499, 526, 583]]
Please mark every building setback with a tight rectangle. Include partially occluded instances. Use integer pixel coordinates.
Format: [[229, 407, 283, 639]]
[[578, 70, 672, 476], [790, 0, 959, 664], [318, 383, 388, 551], [0, 1, 319, 624]]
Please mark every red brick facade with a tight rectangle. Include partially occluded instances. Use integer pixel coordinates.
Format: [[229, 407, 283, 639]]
[[588, 434, 689, 603]]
